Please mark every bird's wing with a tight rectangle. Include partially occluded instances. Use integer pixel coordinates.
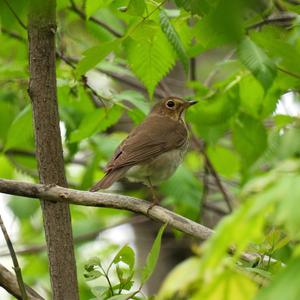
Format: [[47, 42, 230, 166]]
[[106, 115, 187, 171]]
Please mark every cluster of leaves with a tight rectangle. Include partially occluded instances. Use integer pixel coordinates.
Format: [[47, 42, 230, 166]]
[[0, 0, 300, 299], [84, 224, 166, 300]]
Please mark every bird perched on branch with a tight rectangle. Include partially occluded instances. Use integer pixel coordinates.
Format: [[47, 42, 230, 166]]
[[90, 96, 197, 206]]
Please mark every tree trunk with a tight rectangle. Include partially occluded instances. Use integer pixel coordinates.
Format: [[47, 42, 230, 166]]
[[28, 1, 79, 299]]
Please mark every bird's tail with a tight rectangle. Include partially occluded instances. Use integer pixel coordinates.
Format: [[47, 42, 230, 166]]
[[89, 167, 129, 192]]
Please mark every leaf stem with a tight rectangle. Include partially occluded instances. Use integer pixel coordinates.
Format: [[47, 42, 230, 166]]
[[99, 262, 114, 296]]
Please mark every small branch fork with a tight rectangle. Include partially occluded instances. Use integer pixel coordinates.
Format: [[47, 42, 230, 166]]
[[0, 264, 44, 300], [0, 214, 28, 299], [69, 0, 122, 38]]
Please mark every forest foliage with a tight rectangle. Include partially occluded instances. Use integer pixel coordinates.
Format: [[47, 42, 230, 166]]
[[0, 0, 300, 299]]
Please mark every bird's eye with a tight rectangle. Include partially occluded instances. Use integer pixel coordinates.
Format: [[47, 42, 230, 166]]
[[166, 100, 175, 109]]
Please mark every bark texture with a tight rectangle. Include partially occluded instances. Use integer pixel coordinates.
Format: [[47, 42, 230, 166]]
[[0, 264, 44, 300], [0, 178, 270, 265], [28, 1, 78, 299]]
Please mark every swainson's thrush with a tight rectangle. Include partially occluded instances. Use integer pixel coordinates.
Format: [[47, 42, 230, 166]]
[[90, 96, 197, 201]]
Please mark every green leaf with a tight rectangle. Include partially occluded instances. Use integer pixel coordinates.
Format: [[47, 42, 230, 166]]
[[232, 113, 267, 168], [255, 256, 300, 300], [194, 0, 243, 48], [160, 165, 202, 220], [239, 75, 264, 118], [157, 257, 201, 300], [238, 37, 277, 91], [84, 257, 101, 272], [187, 85, 240, 126], [126, 23, 176, 97], [127, 0, 146, 16], [113, 245, 135, 271], [0, 155, 14, 179], [85, 0, 109, 18], [80, 153, 101, 190], [84, 270, 103, 281], [0, 97, 18, 144], [91, 286, 110, 299], [108, 294, 136, 300], [192, 269, 257, 300], [207, 145, 240, 178], [141, 223, 167, 284], [76, 39, 121, 75], [4, 105, 34, 151], [174, 0, 208, 15], [8, 196, 39, 219], [114, 90, 150, 115], [251, 29, 300, 75], [70, 105, 123, 143], [159, 9, 189, 72]]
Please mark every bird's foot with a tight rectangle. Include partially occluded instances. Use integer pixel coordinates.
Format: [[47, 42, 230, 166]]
[[146, 197, 159, 215]]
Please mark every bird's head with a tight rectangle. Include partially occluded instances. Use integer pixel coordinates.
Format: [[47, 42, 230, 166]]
[[151, 96, 197, 120]]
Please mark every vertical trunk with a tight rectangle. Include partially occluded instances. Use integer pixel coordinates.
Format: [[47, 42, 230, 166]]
[[28, 1, 79, 299]]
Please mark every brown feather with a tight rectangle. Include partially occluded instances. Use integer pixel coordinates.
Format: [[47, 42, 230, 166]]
[[89, 97, 195, 191], [89, 167, 130, 191], [106, 115, 187, 170]]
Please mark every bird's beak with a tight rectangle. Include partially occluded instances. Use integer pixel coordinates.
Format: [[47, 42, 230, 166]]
[[184, 100, 197, 108]]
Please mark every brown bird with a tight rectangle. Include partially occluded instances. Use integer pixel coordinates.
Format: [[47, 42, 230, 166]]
[[90, 96, 197, 204]]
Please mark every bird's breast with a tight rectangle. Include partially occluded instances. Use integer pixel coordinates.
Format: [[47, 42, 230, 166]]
[[126, 147, 187, 186]]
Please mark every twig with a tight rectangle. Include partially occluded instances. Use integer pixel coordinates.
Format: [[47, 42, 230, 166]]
[[190, 57, 197, 81], [57, 53, 166, 98], [0, 28, 26, 42], [203, 202, 227, 216], [2, 27, 165, 99], [285, 0, 300, 4], [158, 80, 171, 97], [277, 66, 300, 79], [199, 162, 210, 220], [69, 0, 122, 37], [0, 214, 28, 300], [246, 14, 296, 31], [55, 50, 107, 107], [0, 215, 147, 257], [2, 0, 27, 30], [191, 135, 233, 212], [204, 153, 233, 212], [189, 62, 211, 220], [204, 49, 235, 87], [0, 264, 44, 300], [0, 178, 278, 265]]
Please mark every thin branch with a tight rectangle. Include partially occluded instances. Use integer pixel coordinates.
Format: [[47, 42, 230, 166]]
[[55, 50, 107, 107], [57, 53, 166, 98], [203, 202, 227, 216], [0, 264, 44, 300], [158, 80, 171, 97], [2, 0, 27, 30], [0, 214, 28, 300], [0, 28, 26, 42], [192, 135, 233, 212], [199, 163, 210, 220], [277, 66, 300, 79], [285, 0, 300, 4], [0, 178, 213, 240], [0, 215, 147, 257], [68, 0, 122, 37], [246, 14, 296, 31], [204, 49, 236, 87], [0, 178, 275, 264], [2, 27, 165, 99], [204, 152, 233, 212]]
